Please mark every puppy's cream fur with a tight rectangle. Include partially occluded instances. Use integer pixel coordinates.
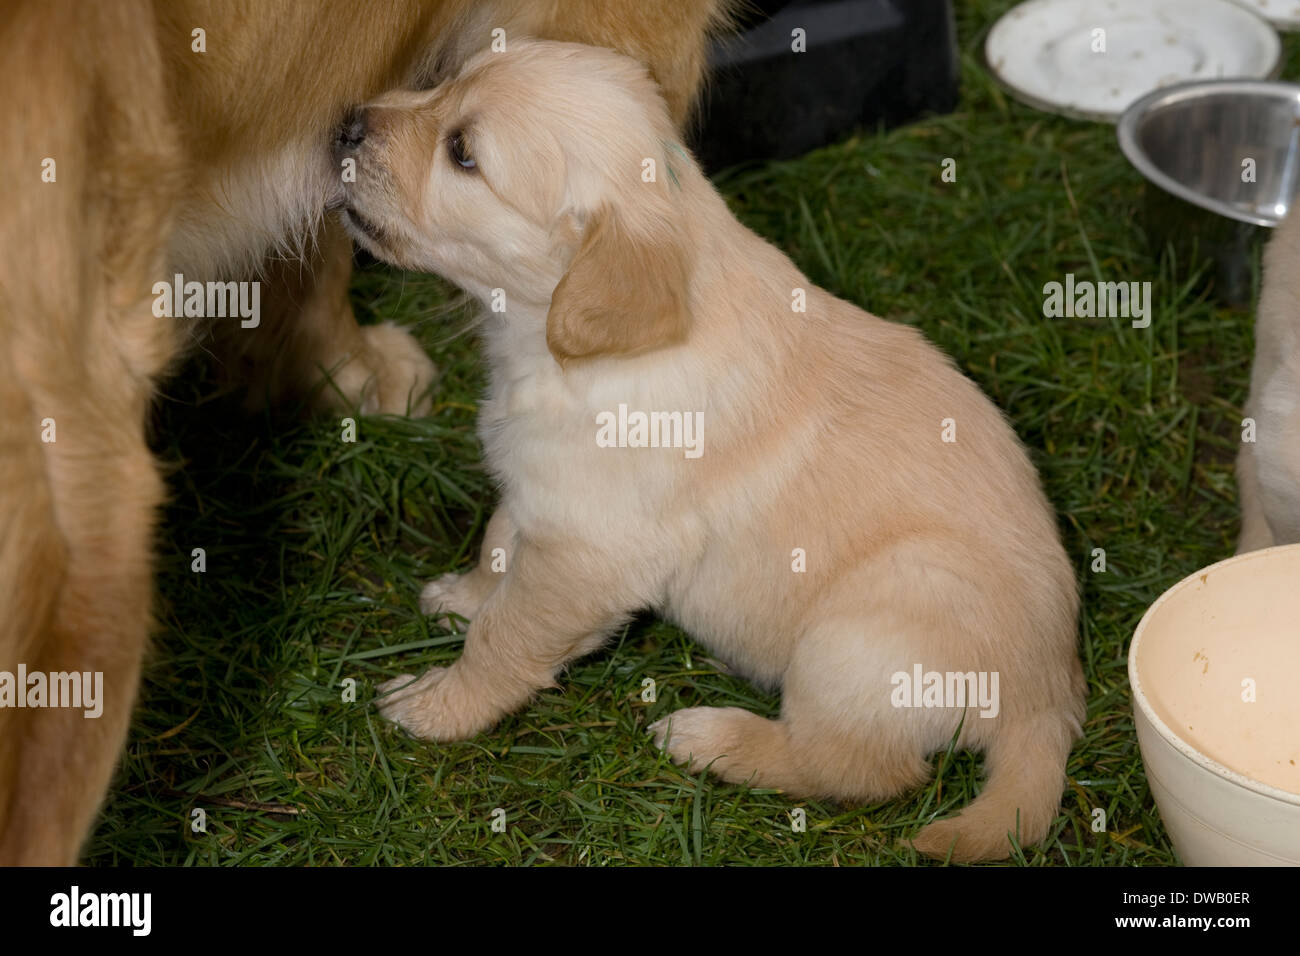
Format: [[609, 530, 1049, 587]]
[[345, 40, 1086, 862]]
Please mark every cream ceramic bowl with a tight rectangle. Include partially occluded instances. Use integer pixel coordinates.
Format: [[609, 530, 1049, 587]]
[[1129, 545, 1300, 865]]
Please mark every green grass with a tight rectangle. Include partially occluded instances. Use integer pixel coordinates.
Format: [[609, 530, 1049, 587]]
[[86, 0, 1273, 865]]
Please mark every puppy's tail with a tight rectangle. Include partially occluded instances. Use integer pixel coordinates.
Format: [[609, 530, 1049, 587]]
[[910, 713, 1078, 862]]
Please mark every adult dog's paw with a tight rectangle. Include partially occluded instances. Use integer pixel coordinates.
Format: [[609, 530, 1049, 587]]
[[331, 321, 436, 415]]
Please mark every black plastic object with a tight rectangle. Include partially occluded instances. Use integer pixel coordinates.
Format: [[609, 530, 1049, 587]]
[[692, 0, 959, 171]]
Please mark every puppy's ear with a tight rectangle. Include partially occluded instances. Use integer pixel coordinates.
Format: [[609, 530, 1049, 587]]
[[546, 206, 690, 363]]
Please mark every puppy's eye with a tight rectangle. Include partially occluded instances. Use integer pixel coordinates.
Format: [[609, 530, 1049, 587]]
[[448, 129, 476, 171]]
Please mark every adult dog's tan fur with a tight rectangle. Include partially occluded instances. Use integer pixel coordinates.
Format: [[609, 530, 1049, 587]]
[[340, 40, 1087, 862], [0, 0, 729, 864]]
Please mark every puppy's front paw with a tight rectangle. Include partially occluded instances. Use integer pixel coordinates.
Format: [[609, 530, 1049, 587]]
[[377, 668, 446, 704], [375, 667, 486, 742], [376, 668, 454, 740], [419, 571, 485, 623], [332, 321, 436, 416], [648, 706, 742, 773]]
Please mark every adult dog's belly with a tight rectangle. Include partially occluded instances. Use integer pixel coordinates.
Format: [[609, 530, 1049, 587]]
[[157, 0, 456, 279]]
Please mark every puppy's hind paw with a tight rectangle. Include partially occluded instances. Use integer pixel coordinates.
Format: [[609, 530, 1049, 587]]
[[648, 706, 742, 773]]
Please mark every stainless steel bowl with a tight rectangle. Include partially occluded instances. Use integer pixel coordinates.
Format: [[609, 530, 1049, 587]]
[[1118, 80, 1300, 304]]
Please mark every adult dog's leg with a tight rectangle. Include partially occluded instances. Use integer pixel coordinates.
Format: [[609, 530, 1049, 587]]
[[0, 359, 165, 864], [215, 218, 438, 415], [0, 0, 180, 864]]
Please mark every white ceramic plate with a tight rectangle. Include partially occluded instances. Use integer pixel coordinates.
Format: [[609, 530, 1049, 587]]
[[1230, 0, 1300, 31], [986, 0, 1281, 122]]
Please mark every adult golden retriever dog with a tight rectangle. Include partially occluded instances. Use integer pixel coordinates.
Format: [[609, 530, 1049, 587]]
[[0, 0, 729, 865], [338, 39, 1087, 862]]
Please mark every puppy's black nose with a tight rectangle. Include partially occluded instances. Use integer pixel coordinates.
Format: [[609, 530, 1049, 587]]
[[336, 109, 368, 150]]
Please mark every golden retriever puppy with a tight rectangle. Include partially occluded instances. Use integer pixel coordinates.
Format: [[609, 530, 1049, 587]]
[[0, 0, 729, 865], [340, 40, 1087, 863], [1238, 210, 1300, 551]]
